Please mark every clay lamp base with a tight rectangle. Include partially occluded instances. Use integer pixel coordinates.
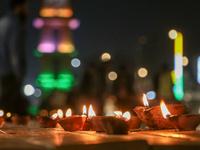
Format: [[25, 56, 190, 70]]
[[0, 117, 4, 127], [134, 104, 187, 129], [128, 116, 142, 129], [101, 117, 129, 134], [90, 116, 106, 132], [37, 116, 57, 128], [11, 115, 30, 125], [58, 115, 87, 131], [169, 114, 200, 131]]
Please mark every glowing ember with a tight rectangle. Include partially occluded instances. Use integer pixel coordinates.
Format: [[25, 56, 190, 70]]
[[51, 113, 58, 120], [66, 109, 72, 117], [88, 105, 96, 118], [160, 100, 171, 119], [6, 112, 11, 118], [83, 105, 87, 116], [143, 94, 149, 107], [114, 111, 122, 118], [0, 110, 4, 117], [57, 109, 63, 118], [122, 111, 131, 121]]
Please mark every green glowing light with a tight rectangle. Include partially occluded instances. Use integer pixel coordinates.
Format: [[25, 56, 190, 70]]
[[34, 49, 43, 57], [28, 106, 39, 115], [36, 72, 74, 91]]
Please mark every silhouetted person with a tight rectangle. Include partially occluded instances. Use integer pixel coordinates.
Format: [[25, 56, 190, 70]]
[[0, 0, 29, 115]]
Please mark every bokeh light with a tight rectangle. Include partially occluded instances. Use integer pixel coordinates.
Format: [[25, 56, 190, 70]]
[[68, 19, 80, 30], [38, 42, 55, 53], [71, 58, 81, 68], [24, 84, 35, 96], [138, 68, 148, 78], [139, 36, 147, 44], [57, 43, 74, 53], [57, 8, 73, 18], [33, 18, 44, 29], [168, 29, 178, 40], [100, 53, 111, 62], [0, 110, 4, 117], [108, 71, 117, 81], [182, 56, 189, 66], [34, 88, 42, 97], [146, 91, 156, 100]]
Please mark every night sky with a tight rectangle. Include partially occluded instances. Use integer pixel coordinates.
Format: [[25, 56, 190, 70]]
[[1, 0, 200, 87]]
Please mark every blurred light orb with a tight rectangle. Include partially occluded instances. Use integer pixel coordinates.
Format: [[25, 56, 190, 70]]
[[139, 36, 147, 44], [6, 112, 11, 118], [138, 68, 148, 78], [68, 19, 80, 30], [168, 29, 178, 39], [71, 58, 81, 68], [108, 71, 117, 81], [146, 91, 156, 100], [182, 56, 189, 66], [184, 92, 192, 102], [24, 84, 35, 96], [33, 18, 44, 29], [34, 88, 42, 97], [101, 53, 111, 62], [0, 110, 4, 116]]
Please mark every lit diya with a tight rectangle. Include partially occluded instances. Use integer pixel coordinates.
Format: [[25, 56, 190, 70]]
[[83, 105, 96, 131], [37, 111, 58, 128], [0, 110, 4, 127], [100, 111, 131, 134], [58, 107, 87, 131], [134, 94, 187, 129]]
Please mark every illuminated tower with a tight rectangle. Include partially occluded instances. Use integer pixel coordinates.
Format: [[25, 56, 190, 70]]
[[33, 0, 80, 110]]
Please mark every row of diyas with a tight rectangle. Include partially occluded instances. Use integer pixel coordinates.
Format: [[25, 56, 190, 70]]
[[134, 94, 200, 131], [37, 105, 142, 134], [0, 110, 30, 126]]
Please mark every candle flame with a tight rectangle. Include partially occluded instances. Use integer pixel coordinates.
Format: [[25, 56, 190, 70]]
[[114, 111, 122, 118], [160, 100, 171, 119], [88, 105, 96, 118], [143, 94, 149, 107], [83, 105, 87, 115], [51, 113, 58, 120], [122, 111, 131, 121], [66, 109, 72, 117], [0, 110, 4, 117], [6, 112, 11, 118], [57, 109, 63, 118]]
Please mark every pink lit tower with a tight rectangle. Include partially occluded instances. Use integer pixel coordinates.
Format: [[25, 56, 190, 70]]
[[33, 0, 80, 110]]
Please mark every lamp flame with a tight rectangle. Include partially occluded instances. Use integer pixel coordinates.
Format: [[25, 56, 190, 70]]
[[66, 109, 72, 117], [143, 94, 149, 107], [51, 113, 58, 120], [88, 105, 96, 118], [57, 109, 63, 118], [122, 111, 131, 121], [83, 105, 87, 116], [114, 111, 122, 118], [160, 100, 171, 119], [0, 110, 4, 117]]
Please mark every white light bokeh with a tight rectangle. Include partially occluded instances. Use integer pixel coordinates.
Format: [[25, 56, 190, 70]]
[[24, 84, 35, 96], [168, 29, 178, 40], [101, 53, 111, 62], [182, 56, 189, 66], [71, 58, 81, 68], [108, 71, 117, 81], [146, 91, 156, 100], [34, 88, 42, 97], [138, 68, 148, 78]]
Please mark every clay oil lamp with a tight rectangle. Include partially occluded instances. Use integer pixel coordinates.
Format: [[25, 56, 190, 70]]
[[37, 110, 58, 128], [100, 111, 131, 134], [168, 114, 200, 131], [58, 108, 87, 131], [134, 94, 187, 129], [88, 105, 105, 132], [11, 114, 30, 125], [0, 110, 4, 127]]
